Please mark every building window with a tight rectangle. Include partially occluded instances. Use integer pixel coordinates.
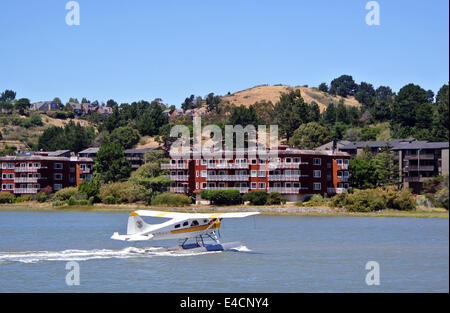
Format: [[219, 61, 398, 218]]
[[202, 159, 207, 165], [251, 170, 257, 177], [336, 159, 343, 165], [54, 184, 62, 191], [54, 173, 63, 180], [313, 183, 321, 190], [293, 157, 300, 163], [251, 159, 257, 164], [285, 158, 292, 163], [201, 182, 206, 189], [337, 171, 342, 177], [1, 163, 6, 169], [2, 184, 6, 190], [201, 170, 207, 177], [258, 159, 265, 164], [196, 171, 199, 177], [313, 158, 321, 166], [251, 182, 257, 189], [195, 182, 199, 189], [2, 174, 6, 179], [258, 182, 266, 189], [258, 170, 266, 177], [344, 159, 349, 165], [8, 163, 14, 169], [34, 163, 40, 168], [54, 163, 63, 169], [313, 170, 321, 178]]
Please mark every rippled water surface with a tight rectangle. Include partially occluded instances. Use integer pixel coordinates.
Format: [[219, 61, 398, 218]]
[[0, 211, 448, 292]]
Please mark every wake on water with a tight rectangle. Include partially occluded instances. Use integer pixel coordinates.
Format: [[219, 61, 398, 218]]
[[0, 245, 252, 264]]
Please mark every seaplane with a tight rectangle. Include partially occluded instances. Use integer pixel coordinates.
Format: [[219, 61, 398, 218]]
[[111, 210, 260, 252]]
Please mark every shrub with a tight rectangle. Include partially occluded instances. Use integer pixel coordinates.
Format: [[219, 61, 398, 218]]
[[99, 181, 146, 204], [0, 193, 15, 203], [68, 196, 89, 206], [243, 191, 268, 205], [103, 195, 117, 204], [200, 190, 243, 205], [53, 187, 78, 201], [331, 187, 417, 212], [151, 192, 192, 207], [36, 192, 48, 203], [345, 188, 386, 212], [14, 195, 33, 203], [266, 192, 286, 205]]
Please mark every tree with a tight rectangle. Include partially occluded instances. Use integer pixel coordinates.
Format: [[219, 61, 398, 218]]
[[0, 90, 16, 102], [109, 126, 141, 149], [322, 103, 336, 125], [181, 95, 195, 111], [349, 157, 378, 189], [275, 89, 308, 141], [318, 83, 328, 93], [228, 105, 260, 127], [432, 84, 449, 141], [372, 147, 399, 187], [14, 98, 31, 113], [38, 121, 95, 152], [329, 75, 358, 97], [355, 82, 376, 110], [372, 86, 394, 121], [252, 100, 275, 125], [94, 143, 132, 183], [106, 99, 118, 108], [289, 122, 330, 149], [390, 83, 429, 138], [206, 93, 221, 112]]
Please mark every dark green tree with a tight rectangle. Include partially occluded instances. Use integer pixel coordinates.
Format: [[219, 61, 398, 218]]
[[94, 143, 132, 183]]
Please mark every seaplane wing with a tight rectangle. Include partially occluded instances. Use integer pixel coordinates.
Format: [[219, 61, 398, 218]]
[[133, 210, 260, 219], [111, 210, 260, 242]]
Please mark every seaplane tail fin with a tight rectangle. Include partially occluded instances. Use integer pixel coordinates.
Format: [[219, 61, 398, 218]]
[[127, 211, 149, 235]]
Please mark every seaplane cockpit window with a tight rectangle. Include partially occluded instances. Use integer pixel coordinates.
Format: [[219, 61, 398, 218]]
[[174, 224, 180, 229], [183, 221, 188, 227], [191, 220, 199, 226]]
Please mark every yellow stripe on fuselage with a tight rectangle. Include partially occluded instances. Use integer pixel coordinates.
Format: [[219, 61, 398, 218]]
[[156, 212, 170, 217], [209, 213, 222, 219], [170, 220, 220, 234]]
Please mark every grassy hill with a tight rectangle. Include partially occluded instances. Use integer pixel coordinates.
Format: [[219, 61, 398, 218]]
[[221, 84, 361, 112], [0, 112, 96, 150]]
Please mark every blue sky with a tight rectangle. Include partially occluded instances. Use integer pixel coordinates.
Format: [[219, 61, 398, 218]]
[[0, 0, 448, 107]]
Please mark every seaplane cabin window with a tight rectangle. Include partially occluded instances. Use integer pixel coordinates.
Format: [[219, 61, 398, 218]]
[[203, 219, 208, 224], [183, 221, 188, 227], [191, 220, 199, 226], [174, 224, 180, 229]]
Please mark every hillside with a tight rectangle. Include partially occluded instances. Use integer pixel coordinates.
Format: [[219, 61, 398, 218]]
[[0, 113, 96, 149], [221, 84, 361, 112]]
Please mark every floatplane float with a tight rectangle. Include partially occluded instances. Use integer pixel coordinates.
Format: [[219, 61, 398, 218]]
[[111, 210, 260, 252]]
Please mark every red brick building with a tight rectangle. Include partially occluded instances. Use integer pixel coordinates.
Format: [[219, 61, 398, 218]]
[[0, 154, 94, 196], [162, 146, 350, 202]]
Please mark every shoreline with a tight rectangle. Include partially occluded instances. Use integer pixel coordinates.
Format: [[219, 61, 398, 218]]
[[0, 202, 448, 219]]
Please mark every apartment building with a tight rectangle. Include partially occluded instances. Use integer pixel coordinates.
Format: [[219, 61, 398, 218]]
[[161, 146, 350, 202], [78, 147, 158, 170], [392, 141, 449, 193], [0, 153, 94, 196]]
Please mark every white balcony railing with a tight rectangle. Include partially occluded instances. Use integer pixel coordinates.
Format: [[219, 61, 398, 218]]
[[161, 163, 189, 170], [272, 163, 301, 169], [14, 167, 39, 173], [14, 177, 39, 183], [164, 175, 189, 181], [169, 187, 188, 193], [267, 187, 301, 194], [204, 186, 249, 193], [14, 188, 39, 194], [206, 163, 249, 169], [327, 187, 347, 194], [268, 175, 300, 181], [206, 175, 249, 181]]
